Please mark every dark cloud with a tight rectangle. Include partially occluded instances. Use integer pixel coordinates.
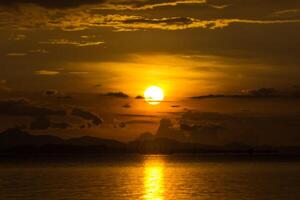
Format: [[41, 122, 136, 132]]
[[135, 95, 144, 99], [171, 105, 180, 108], [102, 92, 129, 98], [156, 118, 186, 141], [123, 16, 193, 25], [180, 111, 300, 145], [155, 116, 225, 143], [0, 98, 107, 130], [122, 103, 131, 108], [71, 108, 102, 126], [0, 0, 105, 8], [191, 87, 300, 99], [44, 89, 59, 96], [2, 4, 300, 32], [43, 89, 72, 99], [147, 110, 300, 146], [0, 0, 208, 10], [0, 99, 66, 116]]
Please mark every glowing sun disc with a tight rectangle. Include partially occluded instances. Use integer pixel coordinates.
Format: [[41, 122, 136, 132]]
[[144, 86, 164, 105]]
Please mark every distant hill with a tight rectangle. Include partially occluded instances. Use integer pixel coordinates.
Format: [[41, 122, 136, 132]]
[[0, 128, 299, 156], [0, 128, 64, 148], [66, 136, 124, 148], [0, 128, 125, 154]]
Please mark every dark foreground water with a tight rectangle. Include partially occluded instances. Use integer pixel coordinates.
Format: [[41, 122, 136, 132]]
[[0, 155, 300, 200]]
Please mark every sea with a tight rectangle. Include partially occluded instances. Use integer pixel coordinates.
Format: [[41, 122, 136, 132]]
[[0, 154, 300, 200]]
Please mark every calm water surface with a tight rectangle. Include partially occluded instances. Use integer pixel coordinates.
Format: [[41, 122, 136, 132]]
[[0, 155, 300, 200]]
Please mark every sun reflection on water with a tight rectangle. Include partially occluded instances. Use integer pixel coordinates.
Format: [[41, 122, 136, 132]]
[[143, 156, 165, 200]]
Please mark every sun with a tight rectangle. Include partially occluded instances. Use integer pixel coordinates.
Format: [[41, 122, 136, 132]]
[[144, 86, 164, 105]]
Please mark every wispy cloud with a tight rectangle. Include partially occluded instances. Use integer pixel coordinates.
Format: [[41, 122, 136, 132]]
[[40, 39, 104, 47], [35, 69, 90, 76], [271, 9, 300, 18], [9, 34, 26, 41], [28, 49, 48, 54], [7, 10, 300, 31], [108, 16, 300, 31], [208, 4, 230, 9], [6, 53, 27, 56], [35, 70, 60, 75], [98, 0, 207, 11], [2, 3, 300, 31]]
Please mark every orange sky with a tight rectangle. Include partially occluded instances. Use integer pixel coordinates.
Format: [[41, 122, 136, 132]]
[[1, 0, 300, 144]]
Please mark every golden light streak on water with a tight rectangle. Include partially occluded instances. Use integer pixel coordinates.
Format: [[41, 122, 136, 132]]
[[143, 156, 165, 200]]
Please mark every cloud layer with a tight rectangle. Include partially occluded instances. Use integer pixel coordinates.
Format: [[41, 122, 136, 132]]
[[2, 7, 300, 31], [156, 111, 300, 146], [0, 98, 103, 130], [0, 0, 299, 32], [0, 0, 206, 9]]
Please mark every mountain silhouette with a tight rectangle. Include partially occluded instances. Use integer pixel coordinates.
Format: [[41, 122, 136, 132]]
[[0, 128, 299, 155], [0, 128, 63, 149], [66, 136, 124, 148], [0, 128, 125, 153]]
